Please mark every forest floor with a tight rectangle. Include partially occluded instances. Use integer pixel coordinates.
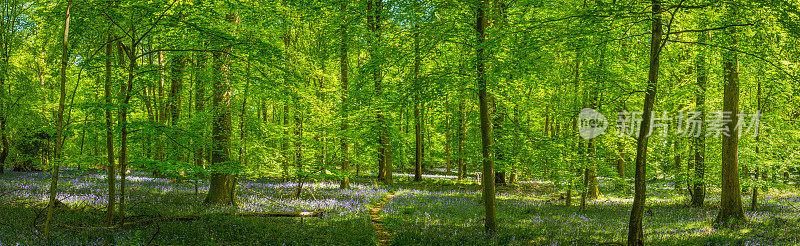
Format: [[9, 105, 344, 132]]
[[1, 168, 799, 245]]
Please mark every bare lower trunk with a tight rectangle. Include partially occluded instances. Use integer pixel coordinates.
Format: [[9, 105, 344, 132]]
[[476, 0, 496, 234], [44, 0, 71, 237], [104, 30, 116, 224], [205, 12, 239, 203], [445, 97, 451, 174], [0, 41, 6, 173], [617, 140, 626, 184], [204, 50, 235, 204], [627, 1, 662, 245], [715, 6, 746, 222], [457, 96, 466, 180], [169, 54, 185, 163], [751, 79, 762, 211], [194, 53, 207, 179], [413, 27, 422, 182], [691, 14, 708, 207], [339, 1, 350, 189], [587, 140, 598, 199], [294, 104, 303, 197], [674, 140, 682, 192]]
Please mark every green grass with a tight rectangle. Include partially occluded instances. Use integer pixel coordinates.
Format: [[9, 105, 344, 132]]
[[2, 169, 799, 245]]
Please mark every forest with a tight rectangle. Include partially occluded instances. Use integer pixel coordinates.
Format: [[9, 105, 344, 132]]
[[1, 0, 800, 245]]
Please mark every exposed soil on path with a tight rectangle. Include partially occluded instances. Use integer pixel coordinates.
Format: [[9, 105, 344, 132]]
[[369, 193, 395, 246]]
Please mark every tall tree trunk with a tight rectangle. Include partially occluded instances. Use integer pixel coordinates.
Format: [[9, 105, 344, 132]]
[[476, 0, 496, 234], [204, 12, 238, 204], [236, 56, 250, 198], [169, 54, 185, 164], [400, 109, 407, 173], [446, 96, 451, 174], [413, 24, 423, 182], [194, 53, 207, 179], [508, 107, 520, 184], [281, 29, 292, 181], [377, 0, 392, 185], [457, 92, 466, 180], [0, 10, 8, 173], [751, 78, 762, 210], [617, 139, 626, 181], [492, 98, 505, 185], [579, 139, 586, 209], [155, 50, 166, 172], [674, 140, 682, 192], [294, 105, 303, 197], [369, 0, 389, 183], [586, 139, 598, 199], [456, 43, 468, 180], [142, 70, 155, 160], [205, 50, 235, 204], [104, 29, 116, 224], [366, 0, 381, 180], [715, 5, 746, 223], [339, 0, 351, 189], [44, 0, 71, 237], [312, 25, 327, 173], [627, 1, 662, 245], [691, 14, 708, 207], [118, 31, 136, 219], [0, 55, 7, 172]]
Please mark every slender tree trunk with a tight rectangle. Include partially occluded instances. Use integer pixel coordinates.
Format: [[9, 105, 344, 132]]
[[587, 139, 598, 199], [715, 5, 746, 223], [617, 140, 626, 180], [674, 140, 681, 192], [567, 49, 581, 207], [579, 139, 586, 209], [154, 50, 166, 173], [476, 0, 496, 234], [0, 21, 7, 173], [627, 1, 662, 245], [313, 25, 327, 173], [446, 96, 451, 174], [118, 40, 135, 219], [236, 56, 251, 197], [400, 109, 407, 173], [508, 107, 520, 184], [194, 53, 207, 180], [104, 29, 116, 224], [492, 99, 505, 185], [457, 93, 466, 180], [44, 0, 71, 237], [421, 105, 427, 171], [751, 78, 762, 210], [543, 107, 551, 177], [339, 0, 351, 189], [142, 75, 155, 160], [281, 24, 292, 182], [78, 109, 89, 155], [0, 49, 7, 172], [294, 105, 303, 197], [691, 14, 708, 207], [384, 133, 393, 185], [413, 25, 423, 182], [372, 0, 390, 184], [169, 54, 185, 163]]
